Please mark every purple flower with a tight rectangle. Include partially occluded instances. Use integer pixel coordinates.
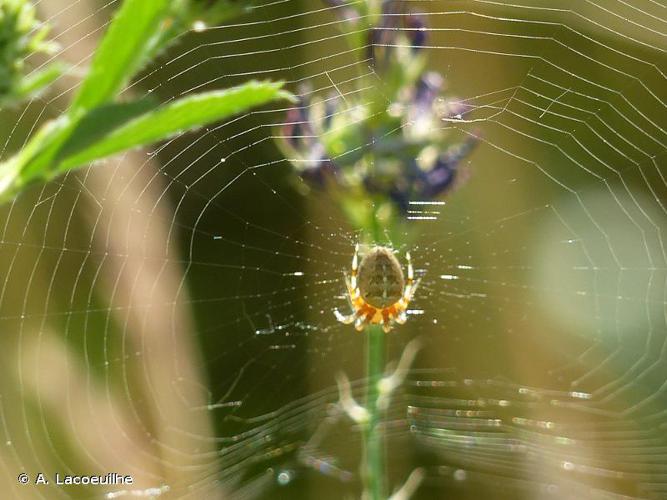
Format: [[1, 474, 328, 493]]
[[368, 2, 427, 67], [279, 90, 341, 188], [405, 12, 427, 49], [276, 0, 479, 216]]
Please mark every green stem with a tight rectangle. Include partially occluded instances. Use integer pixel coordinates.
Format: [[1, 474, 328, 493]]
[[363, 324, 385, 499], [361, 180, 389, 499]]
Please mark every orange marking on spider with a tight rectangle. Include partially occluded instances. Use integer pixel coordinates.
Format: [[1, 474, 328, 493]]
[[334, 245, 421, 333]]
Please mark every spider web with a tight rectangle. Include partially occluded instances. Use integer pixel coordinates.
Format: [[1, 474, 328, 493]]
[[0, 0, 666, 498]]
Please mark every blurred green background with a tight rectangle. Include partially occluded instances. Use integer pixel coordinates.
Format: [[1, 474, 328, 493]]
[[0, 0, 666, 498]]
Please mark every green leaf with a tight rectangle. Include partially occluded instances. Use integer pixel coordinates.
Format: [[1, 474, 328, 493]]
[[0, 115, 73, 198], [0, 80, 293, 203], [70, 0, 171, 112], [0, 1, 294, 206], [56, 98, 158, 162], [58, 80, 294, 172]]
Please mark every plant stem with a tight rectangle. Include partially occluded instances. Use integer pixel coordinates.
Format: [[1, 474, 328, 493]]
[[363, 324, 385, 499]]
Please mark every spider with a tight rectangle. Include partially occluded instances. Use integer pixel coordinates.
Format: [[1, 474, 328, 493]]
[[334, 244, 420, 333]]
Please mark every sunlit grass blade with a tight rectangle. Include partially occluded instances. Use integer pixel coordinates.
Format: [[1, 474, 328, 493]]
[[70, 0, 170, 112], [0, 1, 292, 206], [58, 81, 294, 172], [55, 98, 158, 162], [0, 115, 74, 199], [0, 80, 292, 203]]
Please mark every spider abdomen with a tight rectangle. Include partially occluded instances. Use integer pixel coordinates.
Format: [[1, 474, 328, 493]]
[[357, 247, 405, 308]]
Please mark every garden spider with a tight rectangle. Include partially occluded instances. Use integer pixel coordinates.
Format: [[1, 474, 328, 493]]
[[334, 244, 420, 333]]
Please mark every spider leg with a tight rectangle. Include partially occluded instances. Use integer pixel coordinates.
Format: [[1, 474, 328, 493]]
[[406, 277, 421, 301], [335, 276, 357, 324], [395, 310, 408, 324], [354, 306, 377, 332], [350, 243, 360, 291], [393, 278, 419, 327], [334, 308, 358, 324], [336, 247, 366, 328], [345, 274, 360, 302], [404, 251, 415, 295], [403, 251, 422, 300], [382, 316, 392, 333]]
